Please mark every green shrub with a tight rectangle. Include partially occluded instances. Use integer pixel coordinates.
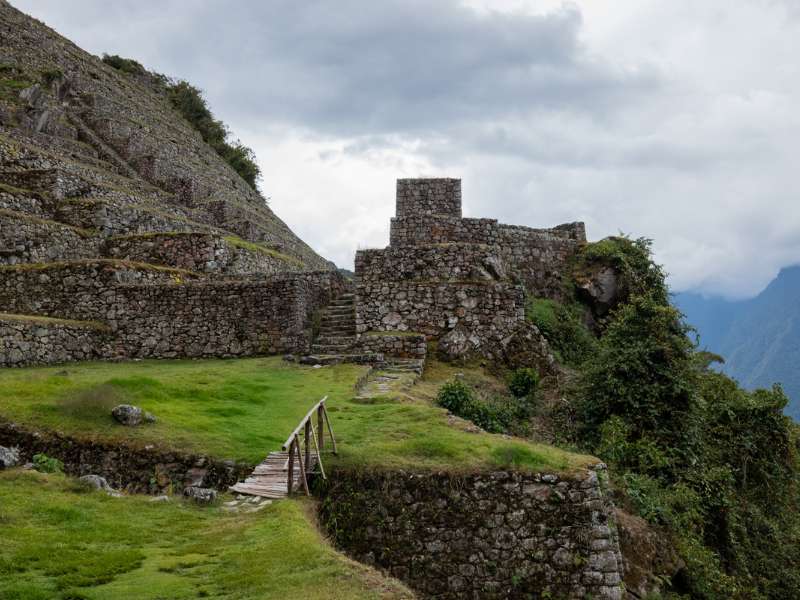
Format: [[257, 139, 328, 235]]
[[101, 54, 147, 76], [436, 379, 473, 415], [526, 298, 597, 365], [101, 55, 261, 190], [32, 453, 63, 474], [508, 367, 539, 398], [437, 379, 534, 435]]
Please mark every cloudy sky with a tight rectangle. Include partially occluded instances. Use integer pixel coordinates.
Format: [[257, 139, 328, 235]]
[[14, 0, 800, 298]]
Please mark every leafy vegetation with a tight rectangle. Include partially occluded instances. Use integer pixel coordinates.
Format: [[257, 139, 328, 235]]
[[32, 453, 63, 474], [0, 470, 413, 600], [562, 236, 800, 599], [525, 297, 596, 366], [102, 54, 261, 190], [436, 378, 535, 436], [0, 357, 590, 474], [507, 367, 539, 399]]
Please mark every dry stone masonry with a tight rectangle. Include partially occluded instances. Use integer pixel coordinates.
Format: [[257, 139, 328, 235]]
[[0, 1, 352, 367], [353, 178, 587, 361], [320, 466, 624, 600]]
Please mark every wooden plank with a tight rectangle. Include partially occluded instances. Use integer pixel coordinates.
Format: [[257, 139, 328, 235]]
[[322, 403, 338, 455]]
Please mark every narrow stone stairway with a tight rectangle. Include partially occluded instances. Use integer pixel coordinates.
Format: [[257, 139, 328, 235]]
[[311, 293, 356, 354]]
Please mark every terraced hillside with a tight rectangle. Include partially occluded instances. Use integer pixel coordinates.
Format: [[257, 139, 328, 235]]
[[0, 1, 345, 366]]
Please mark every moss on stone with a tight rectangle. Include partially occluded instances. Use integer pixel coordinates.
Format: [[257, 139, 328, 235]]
[[0, 312, 111, 332], [0, 258, 199, 278], [0, 182, 33, 196], [223, 236, 305, 267], [0, 208, 96, 238]]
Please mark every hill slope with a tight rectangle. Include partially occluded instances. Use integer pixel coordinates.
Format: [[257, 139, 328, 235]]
[[676, 265, 800, 419], [0, 0, 331, 270]]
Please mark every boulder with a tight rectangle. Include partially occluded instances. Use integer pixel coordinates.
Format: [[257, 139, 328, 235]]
[[497, 322, 559, 376], [78, 474, 121, 497], [111, 404, 156, 427], [576, 265, 621, 319], [438, 325, 482, 362], [0, 446, 20, 470], [183, 486, 217, 505]]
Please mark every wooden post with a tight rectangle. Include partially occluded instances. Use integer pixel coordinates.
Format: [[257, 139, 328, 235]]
[[287, 437, 295, 496], [304, 420, 312, 471], [323, 404, 338, 455], [309, 420, 326, 480], [317, 404, 325, 451], [296, 438, 310, 496]]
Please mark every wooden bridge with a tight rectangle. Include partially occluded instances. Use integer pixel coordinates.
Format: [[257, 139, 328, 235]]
[[230, 396, 337, 499]]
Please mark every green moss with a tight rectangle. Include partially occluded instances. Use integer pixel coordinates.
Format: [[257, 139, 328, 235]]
[[0, 182, 33, 196], [223, 236, 305, 267], [0, 313, 111, 332], [0, 259, 198, 278], [0, 208, 95, 238]]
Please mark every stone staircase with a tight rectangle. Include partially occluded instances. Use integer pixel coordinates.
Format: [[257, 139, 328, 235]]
[[311, 293, 356, 354]]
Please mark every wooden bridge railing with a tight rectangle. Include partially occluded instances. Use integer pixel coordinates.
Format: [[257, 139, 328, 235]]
[[282, 395, 337, 496]]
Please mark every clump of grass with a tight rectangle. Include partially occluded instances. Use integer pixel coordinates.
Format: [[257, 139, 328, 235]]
[[59, 384, 125, 421], [223, 236, 304, 267]]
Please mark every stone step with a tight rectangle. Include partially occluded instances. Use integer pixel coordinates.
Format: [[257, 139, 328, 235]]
[[312, 344, 355, 353], [299, 352, 382, 366], [319, 324, 355, 333], [326, 305, 353, 313], [321, 313, 355, 322], [315, 336, 356, 346], [317, 327, 356, 338]]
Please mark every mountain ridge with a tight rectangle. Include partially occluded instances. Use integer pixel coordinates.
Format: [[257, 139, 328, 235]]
[[676, 265, 800, 419]]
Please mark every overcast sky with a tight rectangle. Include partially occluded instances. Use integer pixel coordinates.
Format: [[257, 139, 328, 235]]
[[14, 0, 800, 298]]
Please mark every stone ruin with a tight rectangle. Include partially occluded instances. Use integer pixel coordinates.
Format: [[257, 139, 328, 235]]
[[319, 178, 587, 367], [0, 2, 587, 370]]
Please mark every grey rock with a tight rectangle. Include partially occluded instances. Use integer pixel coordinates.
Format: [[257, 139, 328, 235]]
[[0, 446, 20, 469], [78, 474, 121, 496], [183, 486, 217, 505], [111, 404, 156, 426]]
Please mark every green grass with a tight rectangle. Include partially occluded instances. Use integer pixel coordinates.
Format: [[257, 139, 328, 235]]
[[0, 470, 412, 600], [0, 357, 592, 473], [223, 236, 305, 267]]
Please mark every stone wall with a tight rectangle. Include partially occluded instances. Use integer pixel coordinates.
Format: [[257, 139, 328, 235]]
[[0, 314, 111, 367], [0, 420, 252, 494], [355, 243, 510, 284], [355, 332, 427, 360], [0, 209, 100, 265], [388, 215, 586, 299], [0, 262, 349, 360], [355, 280, 524, 341], [0, 260, 201, 320], [111, 279, 310, 357], [102, 232, 302, 276], [319, 467, 624, 600], [396, 178, 462, 218]]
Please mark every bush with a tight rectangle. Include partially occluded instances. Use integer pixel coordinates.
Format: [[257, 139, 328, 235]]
[[32, 453, 63, 474], [101, 55, 261, 190], [508, 367, 539, 398], [101, 54, 147, 77], [437, 379, 534, 435], [526, 298, 597, 365]]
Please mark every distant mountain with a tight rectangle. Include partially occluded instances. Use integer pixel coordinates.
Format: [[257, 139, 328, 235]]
[[675, 266, 800, 420]]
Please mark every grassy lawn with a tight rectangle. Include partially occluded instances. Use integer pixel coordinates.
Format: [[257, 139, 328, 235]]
[[0, 470, 413, 600], [0, 357, 593, 473]]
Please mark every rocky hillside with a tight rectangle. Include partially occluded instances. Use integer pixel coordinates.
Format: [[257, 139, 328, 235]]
[[0, 0, 332, 272]]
